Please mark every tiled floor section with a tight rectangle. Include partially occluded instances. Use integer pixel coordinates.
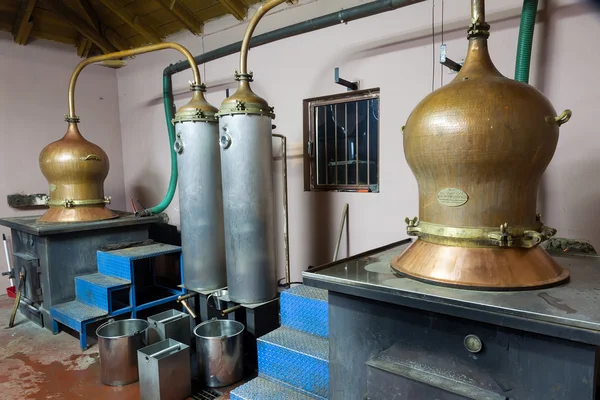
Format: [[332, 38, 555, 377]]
[[0, 295, 241, 399]]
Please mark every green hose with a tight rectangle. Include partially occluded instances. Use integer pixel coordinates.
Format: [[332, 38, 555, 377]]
[[515, 0, 538, 83], [138, 75, 178, 216]]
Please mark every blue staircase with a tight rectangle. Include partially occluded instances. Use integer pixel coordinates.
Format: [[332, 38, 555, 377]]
[[231, 285, 329, 399], [50, 243, 184, 350]]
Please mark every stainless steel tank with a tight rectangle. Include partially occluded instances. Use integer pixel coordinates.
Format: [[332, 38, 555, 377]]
[[216, 0, 288, 304], [174, 86, 226, 291], [218, 107, 277, 304]]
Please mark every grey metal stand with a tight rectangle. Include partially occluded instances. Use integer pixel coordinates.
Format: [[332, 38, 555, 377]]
[[304, 240, 600, 400]]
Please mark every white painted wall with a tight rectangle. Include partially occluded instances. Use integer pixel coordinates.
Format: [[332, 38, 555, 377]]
[[117, 0, 600, 284], [0, 33, 125, 292]]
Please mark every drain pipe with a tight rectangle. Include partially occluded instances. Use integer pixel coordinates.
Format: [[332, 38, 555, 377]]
[[141, 0, 425, 216]]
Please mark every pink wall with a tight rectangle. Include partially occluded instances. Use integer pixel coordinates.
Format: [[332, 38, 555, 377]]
[[0, 33, 125, 292], [117, 0, 600, 284]]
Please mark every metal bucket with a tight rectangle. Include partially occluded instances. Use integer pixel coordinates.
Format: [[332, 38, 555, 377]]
[[194, 319, 244, 387], [96, 319, 150, 386]]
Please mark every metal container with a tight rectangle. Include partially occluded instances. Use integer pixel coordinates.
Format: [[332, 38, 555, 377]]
[[194, 318, 244, 387], [391, 0, 571, 290], [174, 88, 226, 291], [96, 318, 149, 386], [218, 113, 277, 304], [137, 339, 191, 400], [148, 309, 191, 346]]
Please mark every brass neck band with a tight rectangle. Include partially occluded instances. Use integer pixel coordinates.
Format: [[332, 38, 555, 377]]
[[405, 219, 557, 249]]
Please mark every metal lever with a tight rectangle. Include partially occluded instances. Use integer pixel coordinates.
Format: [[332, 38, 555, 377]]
[[440, 44, 462, 72]]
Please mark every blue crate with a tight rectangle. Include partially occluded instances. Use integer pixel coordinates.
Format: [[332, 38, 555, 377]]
[[280, 285, 328, 338], [258, 327, 329, 399]]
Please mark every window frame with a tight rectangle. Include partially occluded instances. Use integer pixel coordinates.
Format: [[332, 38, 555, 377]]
[[303, 88, 381, 193]]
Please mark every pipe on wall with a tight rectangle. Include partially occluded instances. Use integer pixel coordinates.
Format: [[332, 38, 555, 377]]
[[144, 0, 427, 215]]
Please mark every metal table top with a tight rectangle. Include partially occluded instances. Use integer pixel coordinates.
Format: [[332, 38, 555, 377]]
[[0, 211, 166, 236], [303, 239, 600, 346]]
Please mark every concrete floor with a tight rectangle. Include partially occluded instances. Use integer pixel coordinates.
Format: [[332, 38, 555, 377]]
[[0, 295, 237, 399]]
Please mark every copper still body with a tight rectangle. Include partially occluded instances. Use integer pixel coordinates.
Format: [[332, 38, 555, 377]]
[[391, 0, 572, 290], [39, 43, 202, 223], [39, 121, 114, 223]]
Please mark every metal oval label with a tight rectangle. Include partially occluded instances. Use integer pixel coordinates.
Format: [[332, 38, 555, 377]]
[[437, 188, 468, 207]]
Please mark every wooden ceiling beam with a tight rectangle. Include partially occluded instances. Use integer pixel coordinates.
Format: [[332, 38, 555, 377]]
[[45, 0, 118, 54], [97, 0, 162, 43], [12, 0, 37, 45], [156, 0, 202, 35], [218, 0, 247, 21], [76, 0, 131, 51], [76, 35, 92, 58]]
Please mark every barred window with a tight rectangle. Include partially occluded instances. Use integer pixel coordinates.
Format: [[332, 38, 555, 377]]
[[304, 89, 380, 192]]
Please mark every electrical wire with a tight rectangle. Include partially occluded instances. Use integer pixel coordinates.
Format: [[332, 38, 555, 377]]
[[440, 0, 444, 87], [431, 0, 435, 92]]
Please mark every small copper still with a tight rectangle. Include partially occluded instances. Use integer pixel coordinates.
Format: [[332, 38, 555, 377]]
[[391, 0, 572, 290], [39, 43, 202, 223]]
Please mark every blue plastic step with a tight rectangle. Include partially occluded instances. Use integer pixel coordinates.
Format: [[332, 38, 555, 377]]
[[231, 376, 316, 400], [75, 273, 130, 312], [97, 243, 181, 280], [50, 300, 107, 332], [280, 285, 328, 338], [258, 327, 329, 399]]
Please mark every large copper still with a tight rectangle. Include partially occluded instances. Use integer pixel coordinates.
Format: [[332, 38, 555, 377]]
[[391, 0, 572, 290], [39, 43, 203, 223]]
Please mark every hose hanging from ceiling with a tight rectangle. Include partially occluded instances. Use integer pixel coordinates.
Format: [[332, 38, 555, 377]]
[[515, 0, 539, 83]]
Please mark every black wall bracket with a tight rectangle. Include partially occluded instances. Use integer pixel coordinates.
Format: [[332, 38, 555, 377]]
[[335, 67, 359, 91], [440, 44, 462, 72]]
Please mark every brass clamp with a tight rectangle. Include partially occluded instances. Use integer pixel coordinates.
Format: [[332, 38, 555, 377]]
[[405, 218, 556, 249], [234, 71, 254, 82], [172, 108, 218, 124], [216, 104, 276, 119], [46, 196, 112, 208], [64, 114, 81, 123], [467, 20, 490, 39], [189, 82, 207, 92]]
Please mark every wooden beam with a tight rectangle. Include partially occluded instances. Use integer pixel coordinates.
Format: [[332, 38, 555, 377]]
[[156, 0, 202, 35], [45, 0, 118, 53], [218, 0, 247, 21], [76, 0, 131, 51], [97, 0, 162, 43], [76, 35, 92, 58], [12, 0, 36, 45]]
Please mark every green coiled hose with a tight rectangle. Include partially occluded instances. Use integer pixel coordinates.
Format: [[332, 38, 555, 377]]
[[515, 0, 539, 83]]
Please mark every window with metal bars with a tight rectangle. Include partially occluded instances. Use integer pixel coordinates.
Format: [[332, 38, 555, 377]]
[[304, 89, 380, 192]]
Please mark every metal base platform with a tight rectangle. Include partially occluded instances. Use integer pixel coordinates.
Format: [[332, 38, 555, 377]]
[[304, 239, 600, 400], [0, 211, 165, 329]]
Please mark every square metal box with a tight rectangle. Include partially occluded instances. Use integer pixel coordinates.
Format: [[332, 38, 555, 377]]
[[148, 309, 191, 346], [137, 339, 191, 400]]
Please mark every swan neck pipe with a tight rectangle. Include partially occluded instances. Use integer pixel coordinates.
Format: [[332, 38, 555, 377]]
[[240, 0, 286, 75], [68, 42, 201, 119]]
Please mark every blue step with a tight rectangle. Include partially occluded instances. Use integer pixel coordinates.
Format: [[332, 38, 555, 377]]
[[281, 285, 328, 338], [75, 273, 130, 312], [231, 376, 315, 400], [258, 327, 329, 399], [97, 243, 181, 280], [50, 300, 107, 332]]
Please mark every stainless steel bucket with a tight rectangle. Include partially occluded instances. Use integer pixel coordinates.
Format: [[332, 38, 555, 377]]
[[194, 319, 244, 387], [96, 318, 150, 386]]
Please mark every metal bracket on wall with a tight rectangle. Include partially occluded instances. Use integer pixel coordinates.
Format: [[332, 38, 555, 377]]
[[335, 67, 359, 91], [440, 44, 462, 72]]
